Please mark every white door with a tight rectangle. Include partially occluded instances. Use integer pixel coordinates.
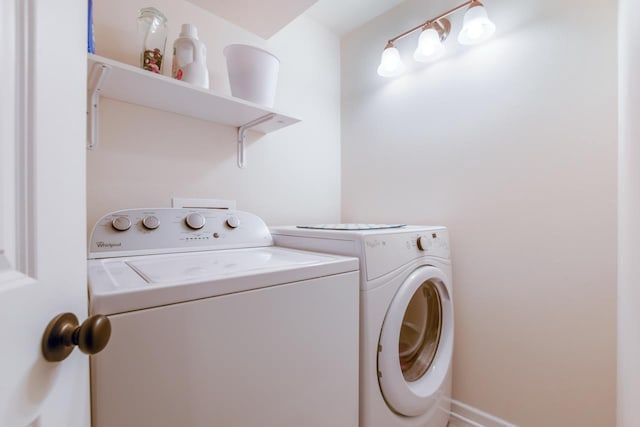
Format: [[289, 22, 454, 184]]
[[0, 0, 90, 426]]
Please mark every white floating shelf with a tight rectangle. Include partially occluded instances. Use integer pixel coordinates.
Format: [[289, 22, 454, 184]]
[[86, 54, 301, 167]]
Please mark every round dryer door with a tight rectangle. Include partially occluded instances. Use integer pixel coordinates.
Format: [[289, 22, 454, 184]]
[[377, 266, 453, 416]]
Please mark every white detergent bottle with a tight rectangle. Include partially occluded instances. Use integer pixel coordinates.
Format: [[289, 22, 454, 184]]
[[172, 24, 210, 89]]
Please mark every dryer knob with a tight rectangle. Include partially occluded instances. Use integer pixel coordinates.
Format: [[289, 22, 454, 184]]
[[185, 213, 206, 230], [142, 215, 160, 230], [226, 216, 241, 229], [417, 236, 431, 251], [111, 216, 132, 232]]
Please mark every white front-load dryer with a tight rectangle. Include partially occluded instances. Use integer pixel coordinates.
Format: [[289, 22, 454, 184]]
[[271, 224, 453, 427]]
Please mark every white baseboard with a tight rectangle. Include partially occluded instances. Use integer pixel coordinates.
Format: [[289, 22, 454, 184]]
[[447, 399, 519, 427]]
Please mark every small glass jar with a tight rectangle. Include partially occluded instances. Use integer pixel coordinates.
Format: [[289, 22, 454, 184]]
[[137, 7, 167, 74]]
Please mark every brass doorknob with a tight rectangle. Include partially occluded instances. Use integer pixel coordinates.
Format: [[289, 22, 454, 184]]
[[42, 312, 111, 362]]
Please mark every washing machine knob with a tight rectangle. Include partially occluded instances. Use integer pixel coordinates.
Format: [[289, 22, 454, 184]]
[[111, 216, 132, 232], [142, 215, 160, 230], [226, 216, 241, 229], [185, 213, 206, 230], [417, 236, 431, 251]]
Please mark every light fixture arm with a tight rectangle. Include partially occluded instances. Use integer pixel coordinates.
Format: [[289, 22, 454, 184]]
[[385, 0, 477, 46], [431, 19, 452, 42]]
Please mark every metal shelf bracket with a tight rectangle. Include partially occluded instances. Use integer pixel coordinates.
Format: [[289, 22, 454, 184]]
[[237, 113, 275, 168], [87, 63, 111, 150]]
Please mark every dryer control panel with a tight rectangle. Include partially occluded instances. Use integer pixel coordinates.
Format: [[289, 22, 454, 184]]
[[363, 228, 450, 281], [88, 208, 273, 259]]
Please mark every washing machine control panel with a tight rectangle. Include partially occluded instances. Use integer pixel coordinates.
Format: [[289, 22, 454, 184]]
[[363, 228, 450, 281], [89, 208, 273, 259]]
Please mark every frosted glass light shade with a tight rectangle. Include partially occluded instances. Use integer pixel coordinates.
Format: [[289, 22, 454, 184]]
[[413, 28, 446, 62], [377, 46, 405, 77], [458, 4, 496, 45]]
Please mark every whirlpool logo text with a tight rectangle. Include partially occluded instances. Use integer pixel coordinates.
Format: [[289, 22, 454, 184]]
[[96, 241, 122, 248]]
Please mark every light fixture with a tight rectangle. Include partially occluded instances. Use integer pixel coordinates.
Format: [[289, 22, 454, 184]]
[[413, 20, 450, 62], [377, 43, 406, 77], [377, 0, 496, 77], [458, 1, 496, 45]]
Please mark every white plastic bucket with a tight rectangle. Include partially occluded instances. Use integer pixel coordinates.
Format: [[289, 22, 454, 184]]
[[223, 44, 279, 108]]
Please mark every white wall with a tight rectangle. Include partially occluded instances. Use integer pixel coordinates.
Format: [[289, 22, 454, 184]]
[[618, 0, 640, 425], [87, 0, 341, 234], [341, 0, 617, 426]]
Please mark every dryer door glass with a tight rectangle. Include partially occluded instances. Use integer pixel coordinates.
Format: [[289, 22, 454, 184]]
[[398, 280, 442, 382]]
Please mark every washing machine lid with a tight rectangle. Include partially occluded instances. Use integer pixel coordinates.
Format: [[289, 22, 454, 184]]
[[88, 246, 358, 315], [127, 247, 324, 283], [377, 266, 453, 417]]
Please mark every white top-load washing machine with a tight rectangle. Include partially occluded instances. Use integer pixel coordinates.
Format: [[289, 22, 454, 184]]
[[87, 209, 360, 427], [270, 224, 453, 427]]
